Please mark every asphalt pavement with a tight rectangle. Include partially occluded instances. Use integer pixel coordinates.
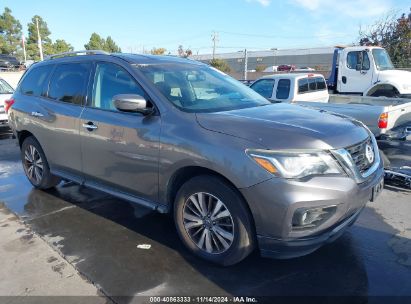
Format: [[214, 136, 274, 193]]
[[0, 129, 410, 304]]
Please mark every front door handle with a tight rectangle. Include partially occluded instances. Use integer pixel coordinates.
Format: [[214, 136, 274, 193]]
[[82, 121, 98, 131]]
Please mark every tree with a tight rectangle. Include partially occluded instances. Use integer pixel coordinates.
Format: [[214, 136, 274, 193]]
[[26, 15, 54, 60], [209, 58, 231, 73], [151, 47, 167, 55], [0, 7, 22, 55], [105, 36, 121, 53], [255, 65, 266, 72], [84, 32, 106, 51], [84, 33, 121, 53], [359, 8, 411, 67], [52, 39, 73, 53], [177, 45, 192, 58]]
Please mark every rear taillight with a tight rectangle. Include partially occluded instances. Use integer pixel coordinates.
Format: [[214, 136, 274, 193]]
[[4, 98, 15, 114], [378, 112, 388, 129]]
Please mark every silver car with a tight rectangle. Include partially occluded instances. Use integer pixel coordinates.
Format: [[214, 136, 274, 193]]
[[7, 51, 384, 266]]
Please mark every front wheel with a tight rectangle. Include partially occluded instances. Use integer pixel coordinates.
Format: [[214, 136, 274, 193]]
[[174, 175, 255, 266], [21, 136, 61, 189]]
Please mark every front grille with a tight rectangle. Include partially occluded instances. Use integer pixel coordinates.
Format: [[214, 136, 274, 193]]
[[346, 137, 375, 174]]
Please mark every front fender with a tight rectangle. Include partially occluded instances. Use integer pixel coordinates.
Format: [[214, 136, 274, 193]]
[[365, 82, 403, 96]]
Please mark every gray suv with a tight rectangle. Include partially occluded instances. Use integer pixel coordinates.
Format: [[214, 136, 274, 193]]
[[7, 51, 384, 266]]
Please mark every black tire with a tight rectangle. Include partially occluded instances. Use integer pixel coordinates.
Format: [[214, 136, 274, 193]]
[[174, 175, 255, 266], [21, 136, 61, 189], [370, 89, 399, 98]]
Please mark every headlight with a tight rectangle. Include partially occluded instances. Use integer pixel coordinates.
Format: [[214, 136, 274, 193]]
[[247, 149, 344, 179]]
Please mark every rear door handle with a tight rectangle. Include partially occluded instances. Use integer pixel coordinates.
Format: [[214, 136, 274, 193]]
[[82, 121, 98, 131], [31, 111, 44, 117]]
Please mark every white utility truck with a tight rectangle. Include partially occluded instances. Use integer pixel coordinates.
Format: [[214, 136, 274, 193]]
[[327, 46, 411, 98]]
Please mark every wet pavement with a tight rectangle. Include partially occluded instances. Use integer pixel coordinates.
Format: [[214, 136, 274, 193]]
[[1, 130, 411, 303]]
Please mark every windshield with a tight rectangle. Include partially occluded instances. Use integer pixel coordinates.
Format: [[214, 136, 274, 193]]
[[372, 49, 394, 71], [136, 63, 270, 113], [0, 79, 14, 94]]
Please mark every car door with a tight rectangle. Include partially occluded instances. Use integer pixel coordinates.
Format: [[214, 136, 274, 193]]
[[39, 62, 91, 178], [79, 61, 161, 202], [339, 50, 373, 93]]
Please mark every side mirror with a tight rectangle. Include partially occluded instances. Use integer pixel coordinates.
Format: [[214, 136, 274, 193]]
[[113, 94, 153, 115], [355, 63, 362, 71]]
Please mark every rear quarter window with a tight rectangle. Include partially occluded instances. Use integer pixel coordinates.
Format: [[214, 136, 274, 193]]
[[276, 79, 291, 99], [20, 64, 54, 97]]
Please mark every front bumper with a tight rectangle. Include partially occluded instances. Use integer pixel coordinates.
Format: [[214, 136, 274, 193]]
[[240, 161, 384, 259]]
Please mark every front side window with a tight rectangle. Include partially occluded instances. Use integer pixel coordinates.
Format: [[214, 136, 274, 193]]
[[0, 79, 14, 94], [347, 51, 370, 70], [276, 79, 291, 99], [20, 64, 54, 97], [92, 62, 146, 111], [48, 63, 91, 105], [250, 79, 275, 99], [137, 63, 270, 113]]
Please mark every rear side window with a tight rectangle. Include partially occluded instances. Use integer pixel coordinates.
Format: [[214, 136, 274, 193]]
[[276, 79, 291, 100], [48, 63, 91, 105], [298, 77, 327, 94], [250, 79, 275, 99], [20, 64, 54, 97]]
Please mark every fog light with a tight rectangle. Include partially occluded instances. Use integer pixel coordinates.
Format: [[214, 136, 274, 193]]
[[292, 205, 337, 230]]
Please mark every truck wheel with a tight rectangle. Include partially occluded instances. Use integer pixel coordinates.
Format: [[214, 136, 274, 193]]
[[21, 136, 61, 189], [370, 89, 399, 98], [174, 175, 255, 266]]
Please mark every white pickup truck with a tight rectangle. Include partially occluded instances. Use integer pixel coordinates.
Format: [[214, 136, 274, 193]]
[[250, 73, 411, 139], [0, 77, 14, 128]]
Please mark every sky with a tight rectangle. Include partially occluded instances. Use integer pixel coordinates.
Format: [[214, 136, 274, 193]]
[[2, 0, 410, 55]]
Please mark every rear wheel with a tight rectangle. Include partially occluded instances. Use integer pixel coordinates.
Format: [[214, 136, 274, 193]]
[[21, 136, 61, 189], [174, 175, 255, 266]]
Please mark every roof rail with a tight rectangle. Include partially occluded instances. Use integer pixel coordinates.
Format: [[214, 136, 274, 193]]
[[45, 50, 109, 60]]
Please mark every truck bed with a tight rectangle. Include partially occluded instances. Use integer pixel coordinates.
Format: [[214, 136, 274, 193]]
[[293, 95, 411, 137]]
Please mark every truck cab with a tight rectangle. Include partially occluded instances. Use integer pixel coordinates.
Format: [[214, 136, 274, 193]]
[[327, 46, 411, 98]]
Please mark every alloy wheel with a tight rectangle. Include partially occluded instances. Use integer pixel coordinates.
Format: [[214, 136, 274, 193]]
[[182, 192, 235, 254], [24, 145, 44, 184]]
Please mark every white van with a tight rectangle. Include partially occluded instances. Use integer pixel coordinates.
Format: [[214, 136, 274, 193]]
[[250, 73, 329, 103]]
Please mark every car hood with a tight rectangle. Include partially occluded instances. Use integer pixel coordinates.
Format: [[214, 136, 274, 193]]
[[196, 104, 369, 150], [378, 70, 411, 83]]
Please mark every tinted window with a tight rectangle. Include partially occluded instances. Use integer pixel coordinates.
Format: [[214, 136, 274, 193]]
[[250, 79, 275, 98], [92, 62, 146, 111], [276, 79, 291, 99], [316, 77, 326, 90], [48, 63, 90, 105], [20, 64, 54, 97], [298, 78, 309, 93], [298, 77, 326, 94], [347, 51, 370, 70], [308, 78, 317, 90]]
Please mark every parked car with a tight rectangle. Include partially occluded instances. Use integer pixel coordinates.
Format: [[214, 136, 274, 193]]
[[7, 51, 384, 266], [0, 54, 21, 70], [263, 65, 278, 72], [0, 77, 14, 128], [295, 66, 315, 72], [277, 64, 295, 72], [250, 73, 411, 138]]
